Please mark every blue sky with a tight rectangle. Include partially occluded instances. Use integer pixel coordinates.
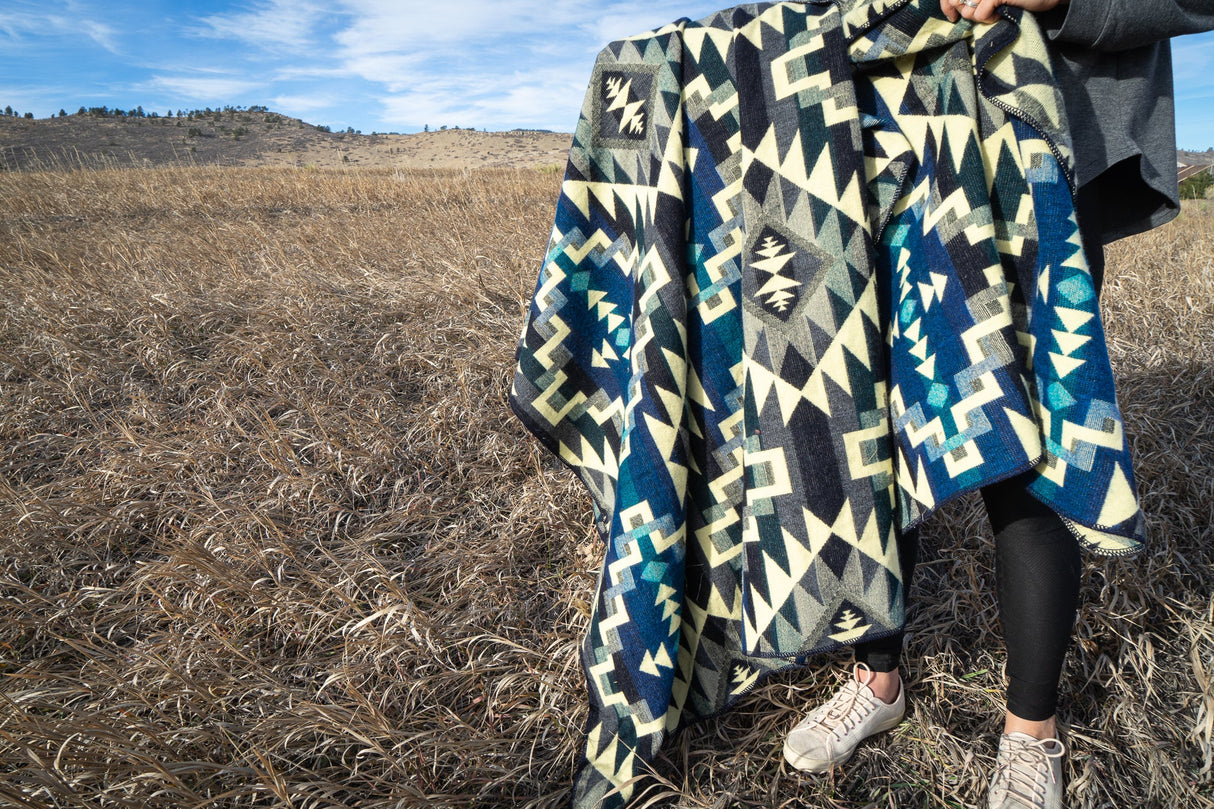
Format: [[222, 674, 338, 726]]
[[2, 0, 1212, 148]]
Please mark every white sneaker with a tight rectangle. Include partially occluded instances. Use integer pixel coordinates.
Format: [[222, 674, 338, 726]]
[[783, 663, 905, 773], [987, 732, 1065, 809]]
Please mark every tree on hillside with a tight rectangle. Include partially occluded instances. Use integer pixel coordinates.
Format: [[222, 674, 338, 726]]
[[4, 106, 12, 116]]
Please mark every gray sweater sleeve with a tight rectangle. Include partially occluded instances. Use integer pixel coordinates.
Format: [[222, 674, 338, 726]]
[[1048, 0, 1214, 51], [1026, 0, 1214, 244]]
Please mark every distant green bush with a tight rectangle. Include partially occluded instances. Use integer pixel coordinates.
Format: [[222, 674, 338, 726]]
[[1180, 170, 1213, 200]]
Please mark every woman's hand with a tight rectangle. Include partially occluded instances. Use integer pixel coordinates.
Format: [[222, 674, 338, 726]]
[[939, 0, 1067, 25]]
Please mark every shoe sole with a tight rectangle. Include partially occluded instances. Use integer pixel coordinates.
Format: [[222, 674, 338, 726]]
[[781, 712, 904, 773]]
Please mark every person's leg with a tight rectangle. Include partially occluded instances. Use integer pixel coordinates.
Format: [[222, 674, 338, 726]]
[[853, 526, 919, 703], [981, 481, 1078, 808], [1076, 180, 1107, 297], [980, 479, 1082, 739], [783, 528, 918, 771]]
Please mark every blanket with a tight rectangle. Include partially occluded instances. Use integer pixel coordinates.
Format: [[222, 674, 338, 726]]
[[509, 1, 1144, 805]]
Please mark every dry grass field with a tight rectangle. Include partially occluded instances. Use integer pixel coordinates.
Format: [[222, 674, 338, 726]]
[[0, 166, 1212, 809]]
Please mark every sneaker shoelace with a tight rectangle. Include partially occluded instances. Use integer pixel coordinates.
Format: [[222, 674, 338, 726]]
[[993, 735, 1065, 807], [803, 666, 875, 741]]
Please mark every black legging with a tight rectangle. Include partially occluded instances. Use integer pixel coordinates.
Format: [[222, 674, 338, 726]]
[[855, 479, 1082, 721]]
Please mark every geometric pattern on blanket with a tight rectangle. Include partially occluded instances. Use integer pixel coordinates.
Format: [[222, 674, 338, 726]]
[[509, 1, 1144, 806]]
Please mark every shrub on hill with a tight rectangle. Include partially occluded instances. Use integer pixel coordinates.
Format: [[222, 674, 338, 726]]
[[1180, 169, 1213, 200]]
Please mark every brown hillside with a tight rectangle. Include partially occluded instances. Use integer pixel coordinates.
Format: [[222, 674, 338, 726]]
[[0, 109, 572, 171], [1179, 148, 1214, 166], [4, 109, 1207, 174]]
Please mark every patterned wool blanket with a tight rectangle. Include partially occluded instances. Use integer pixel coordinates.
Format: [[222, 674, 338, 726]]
[[509, 0, 1144, 805]]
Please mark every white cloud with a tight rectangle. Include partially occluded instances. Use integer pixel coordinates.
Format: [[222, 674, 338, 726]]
[[0, 83, 71, 113], [100, 0, 726, 132], [583, 0, 716, 45], [334, 52, 428, 91], [331, 0, 583, 50], [1171, 32, 1214, 85], [270, 93, 339, 114], [327, 0, 704, 58], [1171, 31, 1214, 147], [0, 11, 36, 43], [199, 0, 328, 50], [375, 67, 586, 131], [317, 0, 721, 131], [0, 5, 120, 54], [79, 18, 119, 52], [148, 75, 264, 100], [272, 64, 357, 81]]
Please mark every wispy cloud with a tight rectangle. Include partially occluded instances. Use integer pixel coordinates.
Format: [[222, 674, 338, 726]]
[[320, 0, 722, 131], [272, 64, 358, 81], [7, 0, 1211, 144], [270, 93, 340, 114], [198, 0, 328, 51], [1171, 33, 1214, 85], [0, 82, 75, 113], [147, 75, 265, 101], [1170, 32, 1214, 149], [331, 0, 581, 49], [79, 18, 119, 52], [0, 4, 120, 54], [331, 52, 427, 92], [375, 66, 588, 131], [581, 0, 715, 44]]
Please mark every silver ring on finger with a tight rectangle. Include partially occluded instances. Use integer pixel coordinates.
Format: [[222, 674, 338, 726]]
[[963, 1, 979, 7]]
